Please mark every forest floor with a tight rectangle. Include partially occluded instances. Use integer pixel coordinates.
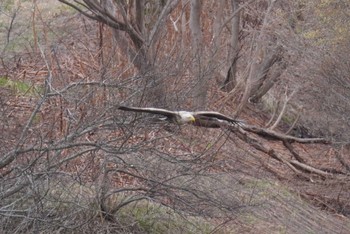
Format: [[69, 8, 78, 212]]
[[1, 1, 350, 233]]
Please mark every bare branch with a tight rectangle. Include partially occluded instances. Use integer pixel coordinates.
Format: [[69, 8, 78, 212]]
[[148, 0, 181, 45], [269, 89, 296, 130], [241, 124, 330, 144]]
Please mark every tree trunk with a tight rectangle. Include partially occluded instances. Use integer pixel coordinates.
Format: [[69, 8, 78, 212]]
[[222, 0, 240, 92], [190, 0, 207, 108], [135, 0, 145, 35], [249, 48, 286, 102], [212, 0, 225, 49], [180, 0, 187, 51], [190, 0, 202, 53]]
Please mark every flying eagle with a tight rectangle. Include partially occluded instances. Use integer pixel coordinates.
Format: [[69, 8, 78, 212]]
[[118, 106, 241, 128]]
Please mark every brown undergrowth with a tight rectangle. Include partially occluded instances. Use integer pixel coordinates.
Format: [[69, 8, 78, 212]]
[[1, 2, 349, 233]]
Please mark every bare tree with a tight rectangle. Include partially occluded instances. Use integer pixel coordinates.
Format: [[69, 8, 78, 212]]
[[189, 0, 202, 53], [211, 0, 225, 50], [233, 0, 288, 116], [189, 0, 208, 108], [58, 0, 180, 107], [222, 0, 240, 92], [0, 1, 20, 54]]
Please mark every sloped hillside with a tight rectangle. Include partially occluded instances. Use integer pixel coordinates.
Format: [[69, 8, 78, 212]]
[[0, 1, 349, 233]]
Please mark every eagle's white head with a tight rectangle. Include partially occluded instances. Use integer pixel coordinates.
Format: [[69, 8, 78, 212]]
[[177, 111, 196, 124]]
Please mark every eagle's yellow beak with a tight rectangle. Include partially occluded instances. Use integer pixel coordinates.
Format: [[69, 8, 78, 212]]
[[190, 116, 196, 123]]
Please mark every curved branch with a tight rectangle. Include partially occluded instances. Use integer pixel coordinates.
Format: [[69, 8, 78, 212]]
[[58, 0, 144, 46], [241, 125, 330, 144]]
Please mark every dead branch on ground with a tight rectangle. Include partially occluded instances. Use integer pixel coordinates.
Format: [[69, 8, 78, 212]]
[[222, 122, 344, 179]]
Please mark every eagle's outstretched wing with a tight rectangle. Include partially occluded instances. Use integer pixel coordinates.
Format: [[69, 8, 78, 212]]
[[192, 111, 238, 123], [118, 106, 178, 119]]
